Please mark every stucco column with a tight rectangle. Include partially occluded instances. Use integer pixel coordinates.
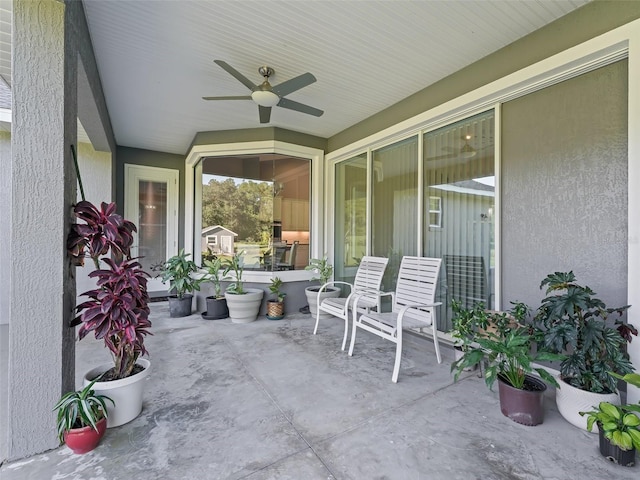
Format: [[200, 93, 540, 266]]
[[9, 0, 77, 459]]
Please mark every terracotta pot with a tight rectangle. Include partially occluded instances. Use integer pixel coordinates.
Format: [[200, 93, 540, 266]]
[[598, 424, 636, 467], [267, 300, 285, 320], [498, 374, 546, 426], [64, 417, 107, 454]]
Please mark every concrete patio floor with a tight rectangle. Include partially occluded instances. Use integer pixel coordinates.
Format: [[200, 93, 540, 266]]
[[1, 301, 638, 480]]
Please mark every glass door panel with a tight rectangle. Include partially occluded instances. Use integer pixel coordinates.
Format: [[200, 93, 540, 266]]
[[334, 153, 367, 285], [138, 180, 168, 274], [423, 110, 495, 331], [372, 136, 418, 291], [125, 165, 179, 292]]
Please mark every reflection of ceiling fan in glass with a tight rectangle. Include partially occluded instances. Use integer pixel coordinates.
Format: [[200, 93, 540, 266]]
[[459, 135, 477, 158], [427, 134, 480, 165], [203, 60, 324, 124]]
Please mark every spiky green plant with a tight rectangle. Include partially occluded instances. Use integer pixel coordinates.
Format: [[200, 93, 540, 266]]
[[53, 377, 114, 444]]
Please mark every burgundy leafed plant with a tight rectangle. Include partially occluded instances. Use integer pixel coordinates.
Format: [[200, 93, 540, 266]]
[[67, 201, 136, 269], [68, 201, 152, 380]]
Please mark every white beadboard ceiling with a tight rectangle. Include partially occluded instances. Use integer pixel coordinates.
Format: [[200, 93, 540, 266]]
[[2, 0, 590, 154]]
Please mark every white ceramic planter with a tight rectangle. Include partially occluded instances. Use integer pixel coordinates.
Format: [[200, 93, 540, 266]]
[[225, 288, 264, 323], [555, 376, 619, 431], [83, 358, 151, 428], [305, 286, 341, 320]]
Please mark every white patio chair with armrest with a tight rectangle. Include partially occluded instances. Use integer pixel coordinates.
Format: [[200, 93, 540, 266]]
[[313, 256, 389, 351], [348, 256, 442, 383]]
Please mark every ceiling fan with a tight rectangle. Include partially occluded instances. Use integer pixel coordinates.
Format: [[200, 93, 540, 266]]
[[203, 60, 324, 124]]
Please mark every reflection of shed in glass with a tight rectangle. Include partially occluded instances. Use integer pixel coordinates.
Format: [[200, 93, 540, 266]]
[[201, 225, 237, 254]]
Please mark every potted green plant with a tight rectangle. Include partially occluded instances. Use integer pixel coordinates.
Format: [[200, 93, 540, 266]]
[[202, 256, 229, 320], [68, 200, 152, 428], [580, 372, 640, 466], [450, 300, 491, 368], [532, 271, 636, 430], [304, 257, 340, 318], [452, 303, 564, 426], [53, 377, 113, 454], [156, 248, 205, 317], [223, 251, 264, 323], [267, 276, 286, 320]]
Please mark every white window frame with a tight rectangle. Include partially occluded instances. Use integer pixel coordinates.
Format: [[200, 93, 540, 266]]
[[185, 141, 324, 282], [428, 196, 442, 228], [207, 235, 217, 246]]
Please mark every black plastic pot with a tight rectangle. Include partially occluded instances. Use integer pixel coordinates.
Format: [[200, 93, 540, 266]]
[[168, 294, 193, 318], [497, 374, 546, 426], [202, 296, 229, 320], [598, 425, 636, 467]]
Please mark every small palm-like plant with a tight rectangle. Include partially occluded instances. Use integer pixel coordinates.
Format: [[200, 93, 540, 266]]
[[203, 256, 224, 298], [580, 372, 640, 451], [53, 377, 114, 444], [223, 251, 246, 294]]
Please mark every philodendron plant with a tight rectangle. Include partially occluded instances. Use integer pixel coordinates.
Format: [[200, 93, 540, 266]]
[[580, 372, 640, 452], [451, 303, 563, 390]]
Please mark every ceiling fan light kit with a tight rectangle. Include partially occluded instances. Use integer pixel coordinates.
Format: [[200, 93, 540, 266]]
[[203, 60, 323, 123], [251, 90, 280, 107]]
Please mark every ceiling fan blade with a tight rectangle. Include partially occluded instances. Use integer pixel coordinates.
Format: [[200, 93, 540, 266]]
[[259, 105, 272, 124], [277, 97, 323, 117], [214, 60, 257, 91], [272, 72, 316, 97], [202, 96, 252, 101]]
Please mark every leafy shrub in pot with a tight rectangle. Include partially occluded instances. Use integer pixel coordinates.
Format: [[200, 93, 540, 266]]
[[533, 271, 636, 394], [452, 303, 562, 391], [451, 302, 564, 425], [580, 372, 640, 466], [69, 201, 152, 381], [156, 248, 204, 299]]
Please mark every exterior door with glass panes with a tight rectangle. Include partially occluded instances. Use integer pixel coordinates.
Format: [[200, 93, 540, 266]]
[[125, 164, 179, 292]]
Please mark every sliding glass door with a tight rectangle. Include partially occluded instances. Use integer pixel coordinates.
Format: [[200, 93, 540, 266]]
[[423, 110, 495, 331]]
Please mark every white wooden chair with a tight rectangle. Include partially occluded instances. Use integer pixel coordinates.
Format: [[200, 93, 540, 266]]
[[313, 256, 389, 350], [348, 256, 442, 383]]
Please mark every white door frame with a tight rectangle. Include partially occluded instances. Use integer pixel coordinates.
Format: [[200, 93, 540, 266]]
[[124, 164, 179, 292]]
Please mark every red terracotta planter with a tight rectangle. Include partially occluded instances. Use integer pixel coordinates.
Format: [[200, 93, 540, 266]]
[[63, 417, 107, 454]]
